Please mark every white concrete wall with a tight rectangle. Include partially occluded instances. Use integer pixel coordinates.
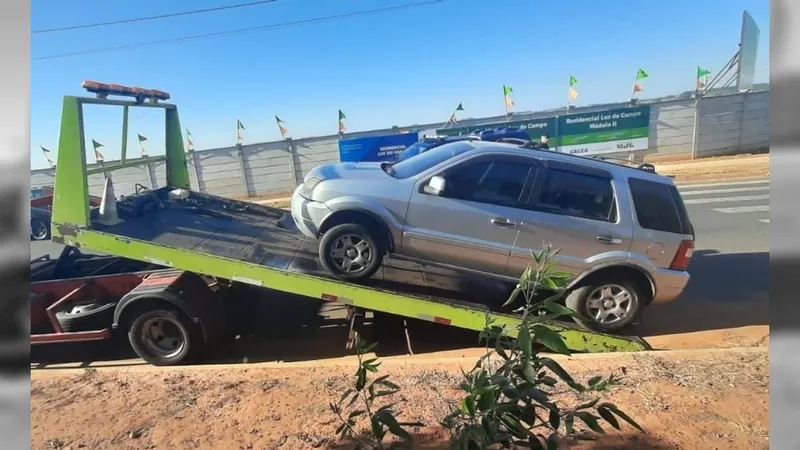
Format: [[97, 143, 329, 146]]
[[32, 90, 770, 198]]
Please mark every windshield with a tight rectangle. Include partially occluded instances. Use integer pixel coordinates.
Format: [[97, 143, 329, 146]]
[[390, 141, 476, 179], [396, 141, 437, 162]]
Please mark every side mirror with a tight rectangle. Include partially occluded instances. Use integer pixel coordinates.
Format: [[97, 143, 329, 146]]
[[423, 175, 446, 196]]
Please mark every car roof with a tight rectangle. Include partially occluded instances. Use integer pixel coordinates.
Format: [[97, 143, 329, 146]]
[[462, 141, 674, 184]]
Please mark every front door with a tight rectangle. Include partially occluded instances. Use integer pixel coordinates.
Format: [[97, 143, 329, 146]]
[[401, 155, 538, 278]]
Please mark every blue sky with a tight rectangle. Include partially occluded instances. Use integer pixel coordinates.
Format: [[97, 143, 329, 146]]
[[31, 0, 770, 169]]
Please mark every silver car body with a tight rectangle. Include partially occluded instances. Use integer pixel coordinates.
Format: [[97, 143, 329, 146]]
[[291, 141, 692, 304]]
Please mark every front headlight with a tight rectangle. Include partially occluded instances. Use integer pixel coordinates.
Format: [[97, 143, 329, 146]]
[[298, 177, 322, 199]]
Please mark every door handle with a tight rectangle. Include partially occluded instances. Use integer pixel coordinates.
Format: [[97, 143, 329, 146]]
[[491, 217, 517, 228], [596, 235, 622, 245]]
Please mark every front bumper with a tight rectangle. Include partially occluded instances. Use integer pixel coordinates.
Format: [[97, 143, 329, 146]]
[[651, 268, 691, 304], [290, 186, 331, 239]]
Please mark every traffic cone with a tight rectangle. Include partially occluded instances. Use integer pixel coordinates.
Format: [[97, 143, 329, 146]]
[[97, 176, 122, 226]]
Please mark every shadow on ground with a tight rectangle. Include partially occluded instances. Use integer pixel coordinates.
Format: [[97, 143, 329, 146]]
[[31, 249, 769, 368], [632, 250, 769, 337]]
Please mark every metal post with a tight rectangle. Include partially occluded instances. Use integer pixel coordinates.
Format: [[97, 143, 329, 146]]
[[287, 138, 299, 188], [235, 144, 250, 197], [690, 96, 700, 160], [142, 156, 155, 189], [188, 149, 202, 191], [737, 91, 748, 152], [120, 105, 129, 164]]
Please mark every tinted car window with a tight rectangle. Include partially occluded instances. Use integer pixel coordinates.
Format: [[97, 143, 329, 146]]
[[532, 168, 616, 222], [443, 160, 532, 208], [628, 177, 693, 235], [396, 141, 438, 162], [391, 141, 476, 179]]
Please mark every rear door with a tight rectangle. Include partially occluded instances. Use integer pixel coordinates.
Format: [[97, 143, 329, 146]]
[[506, 161, 634, 277], [401, 154, 538, 277]]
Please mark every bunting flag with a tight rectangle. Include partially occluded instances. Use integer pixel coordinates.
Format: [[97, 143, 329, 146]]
[[568, 76, 579, 105], [632, 68, 648, 97], [91, 139, 105, 162], [236, 120, 245, 145], [40, 145, 55, 168], [502, 85, 514, 117], [338, 109, 346, 134], [186, 128, 195, 151], [697, 66, 712, 91], [444, 102, 464, 127], [275, 116, 288, 138], [137, 133, 148, 157]]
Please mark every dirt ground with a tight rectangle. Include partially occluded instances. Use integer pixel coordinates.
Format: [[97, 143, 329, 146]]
[[31, 346, 769, 450]]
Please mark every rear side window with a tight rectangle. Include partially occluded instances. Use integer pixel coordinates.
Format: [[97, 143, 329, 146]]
[[531, 168, 616, 222], [628, 178, 693, 235], [444, 160, 533, 208]]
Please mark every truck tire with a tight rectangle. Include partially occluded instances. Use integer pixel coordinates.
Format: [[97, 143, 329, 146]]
[[565, 277, 643, 333], [127, 308, 203, 366], [319, 223, 383, 281], [56, 302, 117, 332]]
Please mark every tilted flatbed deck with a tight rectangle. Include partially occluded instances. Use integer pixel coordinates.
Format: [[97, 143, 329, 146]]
[[49, 90, 651, 355]]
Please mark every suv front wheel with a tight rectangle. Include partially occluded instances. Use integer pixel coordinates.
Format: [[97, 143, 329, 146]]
[[565, 277, 644, 333], [319, 223, 383, 281]]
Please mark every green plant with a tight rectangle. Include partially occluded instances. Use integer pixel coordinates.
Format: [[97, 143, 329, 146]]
[[330, 336, 421, 449], [442, 244, 642, 449]]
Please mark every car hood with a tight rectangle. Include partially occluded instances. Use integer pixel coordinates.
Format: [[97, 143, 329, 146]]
[[306, 161, 388, 182]]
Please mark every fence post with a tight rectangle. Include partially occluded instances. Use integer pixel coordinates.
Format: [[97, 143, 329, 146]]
[[187, 149, 202, 192], [737, 91, 748, 153], [690, 96, 701, 159], [286, 138, 299, 188], [142, 155, 155, 189], [235, 144, 251, 197]]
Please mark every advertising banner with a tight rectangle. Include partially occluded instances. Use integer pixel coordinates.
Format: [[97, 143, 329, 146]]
[[338, 132, 420, 162], [436, 117, 557, 145], [557, 105, 651, 156]]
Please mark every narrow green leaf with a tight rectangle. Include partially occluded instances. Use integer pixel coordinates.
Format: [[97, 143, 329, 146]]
[[361, 341, 379, 354], [575, 411, 606, 434], [364, 362, 381, 373], [522, 360, 538, 384], [348, 410, 366, 419], [540, 357, 577, 387], [503, 285, 523, 307], [370, 416, 385, 440], [575, 397, 600, 410], [539, 376, 557, 387], [546, 433, 561, 450], [338, 388, 354, 406], [599, 402, 644, 432], [356, 369, 367, 391], [548, 408, 560, 429], [461, 395, 476, 416], [335, 423, 347, 436], [477, 390, 497, 411], [518, 326, 532, 358], [533, 325, 571, 355], [347, 391, 360, 408], [378, 411, 411, 440], [565, 413, 575, 435], [543, 301, 575, 317], [597, 405, 620, 430]]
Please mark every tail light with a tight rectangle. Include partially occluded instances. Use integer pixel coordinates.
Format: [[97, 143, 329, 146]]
[[670, 240, 695, 271]]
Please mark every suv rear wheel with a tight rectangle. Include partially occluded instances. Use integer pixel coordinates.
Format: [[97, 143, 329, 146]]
[[565, 277, 643, 333], [319, 223, 383, 281]]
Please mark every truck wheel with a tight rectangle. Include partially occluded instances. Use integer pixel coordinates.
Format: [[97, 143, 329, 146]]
[[565, 278, 643, 333], [319, 223, 383, 281], [127, 308, 203, 366], [31, 219, 50, 241], [56, 302, 117, 332]]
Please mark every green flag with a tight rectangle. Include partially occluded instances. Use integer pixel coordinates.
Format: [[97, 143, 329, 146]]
[[503, 85, 513, 96], [456, 102, 464, 111], [137, 133, 147, 142], [697, 66, 711, 78], [236, 120, 245, 144], [338, 109, 346, 120], [91, 139, 104, 161], [237, 120, 245, 130], [569, 76, 578, 86], [636, 68, 649, 80]]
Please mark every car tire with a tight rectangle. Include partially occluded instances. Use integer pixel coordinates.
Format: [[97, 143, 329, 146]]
[[127, 308, 203, 366], [565, 277, 643, 333], [55, 302, 117, 332], [31, 218, 50, 241], [319, 223, 383, 281]]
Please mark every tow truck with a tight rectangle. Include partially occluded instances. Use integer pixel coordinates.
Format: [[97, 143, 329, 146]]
[[42, 81, 651, 366]]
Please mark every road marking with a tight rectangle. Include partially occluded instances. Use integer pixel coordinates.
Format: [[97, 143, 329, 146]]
[[680, 186, 770, 196], [759, 219, 770, 223], [678, 179, 769, 190], [712, 205, 770, 214], [683, 194, 770, 205]]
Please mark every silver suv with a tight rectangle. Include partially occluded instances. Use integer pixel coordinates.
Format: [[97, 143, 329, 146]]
[[290, 141, 695, 332]]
